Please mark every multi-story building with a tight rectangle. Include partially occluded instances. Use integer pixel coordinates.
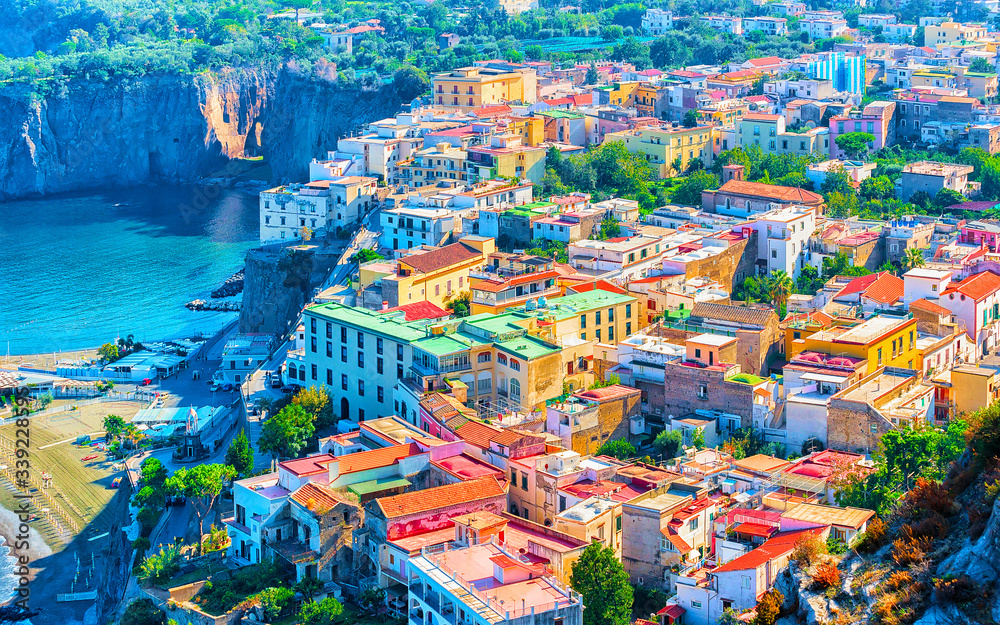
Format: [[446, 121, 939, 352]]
[[259, 177, 377, 244], [466, 137, 547, 183], [883, 23, 918, 42], [407, 540, 583, 625], [744, 16, 789, 35], [603, 125, 714, 177], [938, 269, 1000, 357], [736, 113, 830, 158], [794, 51, 866, 94], [899, 161, 975, 201], [829, 101, 896, 159], [702, 165, 824, 217], [432, 66, 537, 109], [468, 253, 562, 315], [790, 314, 920, 371], [801, 18, 849, 40], [642, 8, 674, 35], [568, 236, 666, 281], [858, 13, 896, 28], [219, 334, 273, 384], [924, 21, 988, 46], [545, 384, 642, 454], [380, 204, 459, 252], [701, 15, 744, 34], [397, 143, 470, 188]]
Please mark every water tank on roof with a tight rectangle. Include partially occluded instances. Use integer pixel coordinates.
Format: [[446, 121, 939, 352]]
[[526, 299, 537, 311], [537, 296, 547, 308]]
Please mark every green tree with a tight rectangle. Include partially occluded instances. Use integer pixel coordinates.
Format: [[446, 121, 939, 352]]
[[820, 167, 853, 196], [595, 439, 636, 460], [754, 588, 784, 625], [859, 175, 895, 200], [654, 429, 683, 459], [351, 248, 384, 264], [165, 464, 237, 555], [971, 57, 994, 73], [122, 598, 167, 625], [259, 404, 315, 461], [293, 385, 335, 429], [795, 264, 823, 294], [104, 414, 126, 441], [294, 576, 326, 603], [934, 187, 966, 209], [393, 65, 429, 101], [256, 586, 296, 621], [672, 170, 719, 205], [683, 109, 699, 128], [445, 291, 472, 317], [98, 342, 120, 363], [570, 542, 634, 625], [598, 216, 620, 240], [835, 132, 877, 159], [765, 270, 793, 315], [585, 64, 599, 85], [140, 457, 168, 490], [300, 596, 345, 625], [137, 544, 182, 585], [225, 429, 255, 478], [902, 247, 926, 271], [825, 191, 859, 218], [691, 428, 706, 450]]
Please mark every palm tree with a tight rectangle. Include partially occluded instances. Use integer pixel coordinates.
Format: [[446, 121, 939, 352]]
[[766, 270, 793, 315], [125, 334, 135, 351], [902, 247, 926, 271], [670, 156, 683, 177]]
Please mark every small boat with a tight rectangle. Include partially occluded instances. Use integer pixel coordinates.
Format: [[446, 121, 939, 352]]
[[82, 454, 98, 462]]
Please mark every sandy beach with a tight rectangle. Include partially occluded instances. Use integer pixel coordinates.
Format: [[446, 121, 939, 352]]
[[1, 348, 101, 371]]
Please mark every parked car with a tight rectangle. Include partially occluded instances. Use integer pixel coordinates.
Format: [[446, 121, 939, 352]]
[[140, 378, 153, 386], [280, 384, 300, 394], [270, 378, 283, 388], [222, 383, 233, 392], [210, 382, 222, 392]]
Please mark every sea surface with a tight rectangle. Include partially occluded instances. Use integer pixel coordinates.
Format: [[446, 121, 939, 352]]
[[0, 186, 259, 356]]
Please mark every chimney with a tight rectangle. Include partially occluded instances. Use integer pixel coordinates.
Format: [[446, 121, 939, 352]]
[[382, 301, 389, 310], [722, 164, 745, 182]]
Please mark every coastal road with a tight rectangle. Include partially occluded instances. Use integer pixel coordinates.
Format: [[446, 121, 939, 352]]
[[321, 205, 383, 292]]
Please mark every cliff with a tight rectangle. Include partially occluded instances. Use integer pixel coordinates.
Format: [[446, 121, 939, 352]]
[[240, 246, 341, 336], [0, 66, 403, 200]]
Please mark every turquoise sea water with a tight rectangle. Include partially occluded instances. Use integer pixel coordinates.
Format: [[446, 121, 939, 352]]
[[0, 186, 259, 356]]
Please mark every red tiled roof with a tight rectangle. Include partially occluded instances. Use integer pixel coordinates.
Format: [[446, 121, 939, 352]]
[[454, 420, 523, 449], [661, 530, 693, 553], [658, 604, 686, 619], [837, 272, 883, 296], [717, 180, 823, 204], [909, 298, 951, 316], [378, 301, 451, 321], [860, 272, 903, 304], [746, 56, 782, 67], [400, 242, 481, 274], [338, 443, 424, 474], [474, 105, 513, 118], [574, 384, 640, 401], [713, 527, 824, 572], [734, 522, 777, 538], [290, 482, 347, 514], [941, 270, 1000, 301], [567, 280, 628, 295], [375, 476, 507, 518]]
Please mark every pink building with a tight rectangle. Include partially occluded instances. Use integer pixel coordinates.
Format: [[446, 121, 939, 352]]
[[960, 220, 1000, 251], [828, 101, 896, 158]]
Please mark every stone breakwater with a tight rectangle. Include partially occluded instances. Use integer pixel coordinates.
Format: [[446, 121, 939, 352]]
[[212, 268, 245, 298]]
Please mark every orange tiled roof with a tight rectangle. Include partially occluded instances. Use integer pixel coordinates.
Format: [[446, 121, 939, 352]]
[[454, 420, 523, 448], [400, 242, 482, 274], [909, 298, 952, 316], [713, 527, 825, 572], [859, 272, 903, 304], [941, 270, 1000, 301], [660, 528, 693, 553], [716, 180, 823, 204], [375, 476, 507, 518], [290, 482, 348, 514], [337, 443, 423, 474]]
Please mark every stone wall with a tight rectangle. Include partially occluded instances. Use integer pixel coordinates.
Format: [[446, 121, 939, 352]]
[[240, 245, 341, 336], [569, 388, 641, 454], [826, 399, 891, 454], [662, 365, 755, 425], [681, 233, 758, 292]]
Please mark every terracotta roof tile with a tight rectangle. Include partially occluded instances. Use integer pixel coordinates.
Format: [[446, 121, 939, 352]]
[[691, 302, 776, 327], [290, 482, 348, 514], [454, 420, 523, 448], [717, 180, 823, 204], [336, 443, 423, 474], [375, 476, 507, 518], [400, 242, 481, 274], [660, 529, 693, 553], [909, 298, 951, 316], [941, 270, 1000, 301], [713, 527, 825, 572], [733, 454, 790, 474], [859, 272, 903, 304]]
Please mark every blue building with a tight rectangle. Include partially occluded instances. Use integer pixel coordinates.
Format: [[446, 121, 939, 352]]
[[800, 51, 867, 95]]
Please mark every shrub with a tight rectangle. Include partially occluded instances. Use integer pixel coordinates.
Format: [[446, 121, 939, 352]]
[[855, 518, 887, 553], [826, 535, 848, 555], [891, 526, 933, 566], [934, 575, 985, 604], [909, 513, 949, 540], [812, 562, 841, 590], [122, 598, 166, 625], [138, 544, 181, 585], [885, 571, 913, 591], [790, 533, 826, 567], [904, 478, 955, 518], [753, 588, 783, 625]]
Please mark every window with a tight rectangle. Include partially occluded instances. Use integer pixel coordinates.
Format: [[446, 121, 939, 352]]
[[310, 337, 317, 353], [341, 346, 347, 363], [510, 379, 521, 397], [698, 384, 708, 399], [326, 342, 332, 358], [311, 364, 318, 380], [695, 348, 702, 358], [358, 408, 365, 420], [521, 472, 528, 490], [877, 347, 883, 365], [478, 352, 492, 363], [692, 601, 703, 609], [377, 338, 383, 355], [626, 304, 631, 317], [342, 374, 348, 390], [595, 311, 602, 325], [377, 386, 384, 403], [341, 327, 347, 343], [742, 576, 751, 588], [357, 332, 364, 348], [608, 326, 614, 341], [626, 322, 632, 335], [326, 322, 332, 339], [311, 318, 317, 334], [498, 353, 508, 365], [358, 380, 365, 396], [358, 352, 364, 368], [689, 517, 699, 531], [580, 314, 587, 329], [608, 307, 614, 322], [397, 364, 404, 378], [511, 468, 517, 482], [397, 344, 404, 360], [510, 359, 521, 371], [596, 329, 602, 341], [377, 357, 384, 374]]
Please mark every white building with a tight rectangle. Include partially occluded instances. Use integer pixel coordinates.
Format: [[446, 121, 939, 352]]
[[903, 268, 953, 305], [219, 334, 273, 384], [642, 8, 674, 35], [744, 16, 789, 35], [801, 18, 849, 39], [568, 236, 665, 281], [745, 207, 816, 279], [883, 23, 918, 42], [938, 270, 1000, 357], [259, 177, 377, 244], [858, 13, 896, 28], [701, 15, 744, 34]]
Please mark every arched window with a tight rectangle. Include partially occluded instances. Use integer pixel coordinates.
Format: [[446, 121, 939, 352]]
[[497, 353, 508, 365], [510, 379, 521, 398], [478, 352, 492, 363], [510, 359, 521, 372]]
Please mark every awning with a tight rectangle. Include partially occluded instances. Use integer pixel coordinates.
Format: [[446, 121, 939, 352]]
[[348, 477, 411, 496], [801, 372, 849, 384], [658, 604, 686, 620], [734, 522, 776, 538]]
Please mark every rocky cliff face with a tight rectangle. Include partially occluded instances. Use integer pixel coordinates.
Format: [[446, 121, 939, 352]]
[[240, 246, 341, 336], [0, 66, 402, 200]]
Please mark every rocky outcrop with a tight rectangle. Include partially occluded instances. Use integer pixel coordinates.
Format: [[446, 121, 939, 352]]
[[0, 66, 402, 200], [239, 246, 341, 336]]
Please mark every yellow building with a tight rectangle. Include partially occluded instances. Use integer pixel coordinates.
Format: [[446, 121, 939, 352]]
[[433, 66, 537, 109], [949, 365, 1000, 416], [467, 140, 548, 183], [597, 82, 643, 107], [911, 69, 958, 90], [925, 21, 988, 46], [604, 125, 714, 178], [507, 116, 545, 146], [397, 143, 469, 188], [636, 84, 667, 118], [791, 314, 919, 371], [359, 237, 496, 309]]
